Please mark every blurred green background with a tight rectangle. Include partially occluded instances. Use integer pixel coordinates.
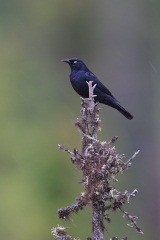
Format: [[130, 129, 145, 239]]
[[0, 0, 160, 239]]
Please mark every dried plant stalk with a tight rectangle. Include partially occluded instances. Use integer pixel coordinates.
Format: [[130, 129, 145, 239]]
[[52, 81, 142, 240]]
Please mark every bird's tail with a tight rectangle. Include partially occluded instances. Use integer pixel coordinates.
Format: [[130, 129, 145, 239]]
[[116, 103, 133, 120]]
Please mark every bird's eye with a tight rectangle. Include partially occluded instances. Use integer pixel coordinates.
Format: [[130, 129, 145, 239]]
[[73, 61, 77, 64]]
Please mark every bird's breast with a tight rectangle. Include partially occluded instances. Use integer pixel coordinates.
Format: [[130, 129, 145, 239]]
[[70, 71, 89, 98]]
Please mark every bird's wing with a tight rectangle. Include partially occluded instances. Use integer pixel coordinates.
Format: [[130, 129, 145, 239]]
[[85, 72, 115, 97]]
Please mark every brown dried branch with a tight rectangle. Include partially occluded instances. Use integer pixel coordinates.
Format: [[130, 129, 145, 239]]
[[52, 81, 142, 240], [51, 225, 80, 240]]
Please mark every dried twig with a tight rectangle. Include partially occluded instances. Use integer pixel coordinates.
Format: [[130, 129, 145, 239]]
[[52, 81, 142, 240]]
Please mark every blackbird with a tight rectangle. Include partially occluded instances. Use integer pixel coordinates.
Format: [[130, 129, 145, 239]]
[[63, 58, 133, 120]]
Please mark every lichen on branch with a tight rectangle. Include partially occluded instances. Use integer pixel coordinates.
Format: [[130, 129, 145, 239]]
[[52, 81, 143, 240]]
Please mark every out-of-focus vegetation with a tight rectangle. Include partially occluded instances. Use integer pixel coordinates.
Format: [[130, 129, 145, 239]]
[[0, 1, 160, 240]]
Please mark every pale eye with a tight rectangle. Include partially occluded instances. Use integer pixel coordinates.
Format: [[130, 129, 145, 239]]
[[74, 60, 77, 64]]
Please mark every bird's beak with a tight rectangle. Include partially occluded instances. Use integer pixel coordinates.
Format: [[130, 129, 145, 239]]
[[62, 59, 70, 64]]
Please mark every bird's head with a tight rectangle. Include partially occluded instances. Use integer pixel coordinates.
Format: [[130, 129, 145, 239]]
[[62, 58, 88, 71]]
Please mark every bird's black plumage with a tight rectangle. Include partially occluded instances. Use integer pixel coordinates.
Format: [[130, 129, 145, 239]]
[[63, 58, 133, 120]]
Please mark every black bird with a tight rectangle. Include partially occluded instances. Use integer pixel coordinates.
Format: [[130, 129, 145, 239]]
[[63, 58, 133, 120]]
